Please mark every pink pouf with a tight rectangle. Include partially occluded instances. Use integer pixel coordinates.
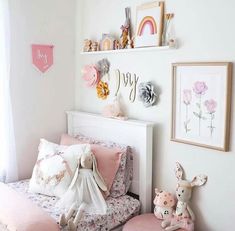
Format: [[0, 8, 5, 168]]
[[123, 213, 185, 231]]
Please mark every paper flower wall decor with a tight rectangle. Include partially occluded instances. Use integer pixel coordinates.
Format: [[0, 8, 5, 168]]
[[96, 81, 110, 100], [82, 59, 111, 100], [138, 82, 158, 107], [82, 65, 100, 87], [96, 59, 110, 77]]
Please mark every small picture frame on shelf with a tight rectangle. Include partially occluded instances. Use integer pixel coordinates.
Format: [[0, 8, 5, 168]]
[[100, 34, 115, 51], [135, 1, 164, 48], [171, 62, 232, 151]]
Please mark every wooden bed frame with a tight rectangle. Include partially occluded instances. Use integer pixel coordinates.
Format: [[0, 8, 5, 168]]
[[67, 111, 154, 214]]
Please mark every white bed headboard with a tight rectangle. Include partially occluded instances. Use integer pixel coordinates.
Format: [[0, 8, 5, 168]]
[[66, 111, 154, 213]]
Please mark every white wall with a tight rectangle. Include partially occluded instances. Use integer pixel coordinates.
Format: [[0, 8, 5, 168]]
[[9, 0, 76, 179], [76, 0, 235, 230]]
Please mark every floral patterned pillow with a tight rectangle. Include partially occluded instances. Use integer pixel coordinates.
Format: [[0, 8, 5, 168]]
[[29, 139, 91, 198], [75, 134, 133, 198]]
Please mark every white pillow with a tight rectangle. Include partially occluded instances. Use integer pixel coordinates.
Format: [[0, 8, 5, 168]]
[[29, 139, 91, 197]]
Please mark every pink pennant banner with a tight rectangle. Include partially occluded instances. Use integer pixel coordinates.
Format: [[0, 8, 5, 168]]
[[32, 44, 54, 73]]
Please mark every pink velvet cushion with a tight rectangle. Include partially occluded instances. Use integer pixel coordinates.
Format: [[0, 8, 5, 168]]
[[92, 144, 123, 191], [123, 214, 185, 231], [60, 134, 122, 191]]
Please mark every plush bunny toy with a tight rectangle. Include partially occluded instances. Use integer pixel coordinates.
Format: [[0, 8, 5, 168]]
[[57, 147, 109, 231], [161, 162, 207, 231]]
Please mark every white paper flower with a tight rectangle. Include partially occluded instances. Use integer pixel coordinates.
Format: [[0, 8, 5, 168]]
[[138, 82, 158, 107]]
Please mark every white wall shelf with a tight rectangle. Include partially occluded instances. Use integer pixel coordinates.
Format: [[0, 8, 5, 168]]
[[80, 45, 175, 55]]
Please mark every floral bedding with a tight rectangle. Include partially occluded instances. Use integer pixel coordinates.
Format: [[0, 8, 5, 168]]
[[0, 180, 140, 231]]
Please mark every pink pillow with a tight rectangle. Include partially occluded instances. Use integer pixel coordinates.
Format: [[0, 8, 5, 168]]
[[74, 134, 133, 198], [60, 134, 122, 191]]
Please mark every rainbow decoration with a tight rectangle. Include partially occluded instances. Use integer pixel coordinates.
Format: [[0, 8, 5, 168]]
[[137, 16, 157, 36]]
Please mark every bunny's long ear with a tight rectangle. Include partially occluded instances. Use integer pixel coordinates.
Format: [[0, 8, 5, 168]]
[[191, 175, 207, 187], [175, 162, 183, 180], [77, 156, 81, 170], [69, 156, 81, 189], [69, 167, 79, 189], [92, 154, 108, 192]]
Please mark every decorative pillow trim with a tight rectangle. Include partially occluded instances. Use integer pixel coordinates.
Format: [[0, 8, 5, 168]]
[[35, 151, 73, 186]]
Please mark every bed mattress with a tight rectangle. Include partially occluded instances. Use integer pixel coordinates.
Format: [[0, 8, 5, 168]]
[[0, 180, 140, 231]]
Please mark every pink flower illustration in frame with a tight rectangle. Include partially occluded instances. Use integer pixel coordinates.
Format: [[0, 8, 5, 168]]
[[32, 44, 54, 73], [193, 81, 208, 95], [171, 62, 232, 151], [204, 99, 217, 137], [204, 99, 217, 113]]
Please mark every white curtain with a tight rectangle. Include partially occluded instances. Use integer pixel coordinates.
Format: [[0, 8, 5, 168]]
[[0, 0, 18, 182]]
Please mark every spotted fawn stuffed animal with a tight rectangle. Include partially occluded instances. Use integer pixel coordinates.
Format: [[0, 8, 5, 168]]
[[153, 189, 176, 220], [161, 162, 207, 231]]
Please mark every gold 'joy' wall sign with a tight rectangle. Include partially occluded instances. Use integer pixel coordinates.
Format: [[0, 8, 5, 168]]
[[114, 69, 139, 103]]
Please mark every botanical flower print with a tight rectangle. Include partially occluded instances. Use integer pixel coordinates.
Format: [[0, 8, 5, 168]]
[[205, 99, 217, 113], [181, 81, 219, 139], [193, 81, 208, 95], [204, 99, 217, 136], [193, 81, 208, 135], [182, 89, 192, 133], [183, 89, 192, 105], [96, 81, 110, 100]]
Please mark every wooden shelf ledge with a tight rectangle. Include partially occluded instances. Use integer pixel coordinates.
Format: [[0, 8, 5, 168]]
[[80, 45, 176, 55]]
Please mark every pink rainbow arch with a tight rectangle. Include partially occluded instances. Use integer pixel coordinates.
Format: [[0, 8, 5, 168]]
[[137, 16, 157, 36]]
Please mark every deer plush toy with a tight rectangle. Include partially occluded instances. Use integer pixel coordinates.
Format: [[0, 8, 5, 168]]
[[57, 146, 109, 231], [161, 162, 207, 231]]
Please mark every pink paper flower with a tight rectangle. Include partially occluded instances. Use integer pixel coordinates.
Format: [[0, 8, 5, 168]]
[[183, 89, 192, 105], [82, 65, 100, 87], [204, 99, 217, 113], [193, 81, 208, 95]]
